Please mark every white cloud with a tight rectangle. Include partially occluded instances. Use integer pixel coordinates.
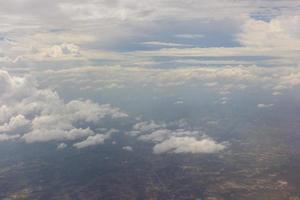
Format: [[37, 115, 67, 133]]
[[73, 129, 116, 149], [153, 136, 227, 154], [130, 120, 226, 154], [257, 103, 274, 108], [57, 142, 68, 149], [0, 133, 20, 142], [142, 41, 192, 47], [238, 16, 300, 50], [0, 114, 30, 134], [23, 128, 94, 143], [42, 43, 80, 58], [0, 69, 128, 145], [122, 146, 133, 151], [132, 121, 164, 134], [40, 65, 300, 98]]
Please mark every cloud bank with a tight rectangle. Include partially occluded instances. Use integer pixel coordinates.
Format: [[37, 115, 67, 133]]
[[0, 69, 128, 146]]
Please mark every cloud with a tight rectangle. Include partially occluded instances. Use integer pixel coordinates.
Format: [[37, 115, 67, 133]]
[[122, 146, 133, 151], [138, 129, 171, 142], [257, 103, 274, 108], [0, 114, 30, 134], [153, 136, 227, 154], [142, 41, 192, 47], [238, 16, 300, 50], [2, 0, 299, 69], [0, 69, 128, 145], [0, 133, 20, 142], [73, 129, 117, 149], [130, 120, 226, 154], [43, 43, 80, 58], [131, 121, 164, 135], [23, 128, 94, 143], [175, 34, 204, 39], [38, 64, 300, 99], [57, 142, 68, 149]]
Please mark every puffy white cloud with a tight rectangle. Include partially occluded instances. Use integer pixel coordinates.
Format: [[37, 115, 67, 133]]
[[238, 16, 300, 50], [130, 120, 226, 154], [131, 121, 164, 135], [23, 128, 94, 143], [42, 43, 80, 58], [153, 136, 227, 154], [0, 69, 128, 145], [73, 129, 116, 149]]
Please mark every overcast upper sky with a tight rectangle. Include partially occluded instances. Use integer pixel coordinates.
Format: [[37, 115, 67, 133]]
[[0, 0, 299, 70]]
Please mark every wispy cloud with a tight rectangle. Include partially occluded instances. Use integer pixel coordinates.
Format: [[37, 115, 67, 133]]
[[142, 41, 192, 47]]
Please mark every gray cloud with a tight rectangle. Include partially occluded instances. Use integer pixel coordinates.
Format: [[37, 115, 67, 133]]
[[257, 103, 274, 108]]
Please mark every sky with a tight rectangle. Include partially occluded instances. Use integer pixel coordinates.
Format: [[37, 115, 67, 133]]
[[0, 0, 300, 154]]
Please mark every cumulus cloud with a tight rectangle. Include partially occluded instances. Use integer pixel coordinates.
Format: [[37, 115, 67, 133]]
[[43, 43, 80, 58], [130, 121, 164, 136], [238, 16, 300, 50], [153, 136, 227, 154], [0, 69, 128, 145], [73, 129, 117, 149], [0, 114, 30, 134], [130, 120, 227, 154]]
